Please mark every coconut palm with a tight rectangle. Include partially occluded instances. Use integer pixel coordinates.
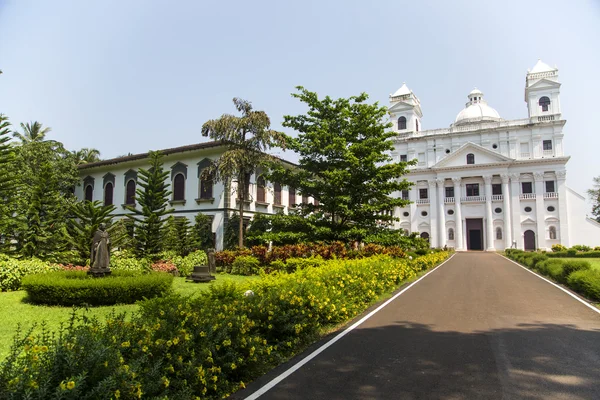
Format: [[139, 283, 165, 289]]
[[13, 121, 51, 144], [73, 148, 101, 165]]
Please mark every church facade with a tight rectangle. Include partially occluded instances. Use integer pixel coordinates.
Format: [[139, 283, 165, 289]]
[[390, 60, 600, 251]]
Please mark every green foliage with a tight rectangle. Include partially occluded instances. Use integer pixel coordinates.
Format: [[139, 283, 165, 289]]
[[9, 139, 79, 259], [267, 87, 414, 242], [0, 115, 16, 244], [364, 229, 429, 249], [109, 253, 151, 273], [280, 256, 325, 273], [570, 244, 592, 252], [588, 176, 600, 223], [0, 257, 61, 292], [177, 250, 208, 277], [189, 212, 214, 250], [162, 216, 192, 257], [0, 252, 449, 399], [21, 270, 173, 306], [202, 97, 287, 248], [224, 213, 243, 250], [230, 255, 260, 275], [246, 213, 317, 246], [567, 269, 600, 301], [72, 147, 101, 165], [107, 218, 135, 252], [67, 200, 115, 264], [551, 244, 567, 252], [126, 151, 174, 259]]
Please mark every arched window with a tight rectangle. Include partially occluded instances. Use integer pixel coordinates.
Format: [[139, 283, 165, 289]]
[[274, 182, 282, 205], [415, 120, 419, 132], [539, 96, 551, 112], [288, 187, 296, 207], [256, 176, 266, 203], [85, 185, 93, 202], [496, 227, 503, 240], [173, 173, 185, 201], [420, 232, 430, 242], [466, 153, 475, 164], [448, 228, 455, 240], [104, 182, 114, 206], [398, 116, 407, 130], [549, 226, 557, 240], [199, 170, 213, 199], [125, 179, 136, 205]]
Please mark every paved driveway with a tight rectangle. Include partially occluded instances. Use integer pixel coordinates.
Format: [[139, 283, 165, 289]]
[[236, 253, 600, 400]]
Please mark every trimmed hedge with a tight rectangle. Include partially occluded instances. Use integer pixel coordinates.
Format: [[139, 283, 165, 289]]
[[0, 258, 61, 292], [1, 252, 450, 399], [504, 250, 598, 302], [548, 250, 600, 258], [21, 270, 174, 306]]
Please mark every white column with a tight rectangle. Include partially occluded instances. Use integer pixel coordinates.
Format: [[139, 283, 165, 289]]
[[556, 170, 569, 247], [428, 180, 438, 248], [437, 179, 446, 248], [534, 172, 546, 250], [409, 187, 418, 234], [501, 174, 512, 249], [510, 173, 522, 249], [483, 175, 495, 251], [452, 177, 464, 250]]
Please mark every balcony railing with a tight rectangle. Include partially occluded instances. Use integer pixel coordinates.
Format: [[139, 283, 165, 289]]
[[544, 192, 559, 199], [520, 152, 531, 158], [543, 149, 554, 157], [416, 199, 429, 204], [520, 193, 536, 200], [444, 197, 455, 204], [461, 196, 486, 203], [491, 195, 503, 201]]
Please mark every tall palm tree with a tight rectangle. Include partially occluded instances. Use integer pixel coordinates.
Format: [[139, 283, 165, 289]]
[[13, 121, 51, 144], [73, 148, 101, 165]]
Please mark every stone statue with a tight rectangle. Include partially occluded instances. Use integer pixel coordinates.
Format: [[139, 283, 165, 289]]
[[89, 224, 111, 277], [207, 248, 216, 273]]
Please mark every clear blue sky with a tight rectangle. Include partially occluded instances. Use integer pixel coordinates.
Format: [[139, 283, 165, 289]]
[[1, 0, 599, 198]]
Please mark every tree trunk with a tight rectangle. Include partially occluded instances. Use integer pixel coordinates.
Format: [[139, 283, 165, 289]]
[[238, 172, 244, 249]]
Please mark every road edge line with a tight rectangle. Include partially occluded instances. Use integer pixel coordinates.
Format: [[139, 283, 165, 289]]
[[243, 253, 457, 400], [498, 254, 600, 316]]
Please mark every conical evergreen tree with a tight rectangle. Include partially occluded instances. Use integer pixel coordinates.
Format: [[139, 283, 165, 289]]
[[190, 213, 215, 251], [67, 200, 116, 264], [163, 216, 192, 256], [126, 151, 173, 259], [0, 115, 16, 251]]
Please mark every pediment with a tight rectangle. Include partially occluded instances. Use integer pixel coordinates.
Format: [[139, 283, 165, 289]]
[[527, 78, 561, 90], [388, 101, 422, 116], [433, 142, 514, 169], [521, 217, 536, 225]]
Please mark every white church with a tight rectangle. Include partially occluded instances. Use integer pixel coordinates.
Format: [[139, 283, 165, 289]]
[[76, 60, 600, 251], [390, 59, 600, 251]]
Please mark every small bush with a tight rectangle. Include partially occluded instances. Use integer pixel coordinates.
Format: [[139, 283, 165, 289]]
[[22, 270, 173, 306], [551, 244, 567, 252], [178, 250, 208, 277], [545, 262, 565, 282], [230, 256, 261, 276], [151, 260, 179, 276], [562, 260, 591, 278], [284, 256, 325, 273], [567, 270, 600, 301], [566, 249, 577, 257], [524, 253, 547, 269], [0, 257, 61, 292], [535, 259, 564, 275], [570, 244, 592, 252], [110, 256, 150, 272]]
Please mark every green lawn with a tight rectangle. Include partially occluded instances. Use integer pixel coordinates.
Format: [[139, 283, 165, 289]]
[[0, 274, 259, 360], [560, 258, 600, 271]]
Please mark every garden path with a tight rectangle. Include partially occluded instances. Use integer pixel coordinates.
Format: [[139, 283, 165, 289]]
[[237, 252, 600, 400]]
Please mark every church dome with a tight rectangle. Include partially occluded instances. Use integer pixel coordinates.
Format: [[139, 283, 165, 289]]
[[454, 88, 502, 126]]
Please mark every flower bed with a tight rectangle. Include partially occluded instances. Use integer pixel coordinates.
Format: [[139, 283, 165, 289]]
[[1, 252, 449, 399]]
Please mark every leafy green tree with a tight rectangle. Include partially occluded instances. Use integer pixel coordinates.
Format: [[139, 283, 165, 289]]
[[12, 121, 51, 144], [268, 87, 414, 242], [163, 216, 192, 256], [126, 151, 173, 259], [588, 176, 600, 223], [73, 148, 101, 165], [67, 200, 116, 263], [11, 140, 79, 259], [189, 213, 214, 250], [201, 98, 286, 248], [223, 213, 243, 250]]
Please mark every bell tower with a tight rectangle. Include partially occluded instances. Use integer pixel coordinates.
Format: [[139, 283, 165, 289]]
[[525, 59, 561, 119], [389, 83, 422, 133]]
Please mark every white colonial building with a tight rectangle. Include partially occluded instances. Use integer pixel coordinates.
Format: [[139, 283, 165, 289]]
[[390, 60, 600, 251]]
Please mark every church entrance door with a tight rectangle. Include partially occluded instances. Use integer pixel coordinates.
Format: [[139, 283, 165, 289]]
[[466, 218, 483, 251], [524, 230, 536, 251]]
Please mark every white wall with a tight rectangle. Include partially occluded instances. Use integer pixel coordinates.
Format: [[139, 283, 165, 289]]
[[566, 188, 600, 247]]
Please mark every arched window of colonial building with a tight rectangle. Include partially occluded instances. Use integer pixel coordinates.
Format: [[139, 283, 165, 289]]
[[173, 173, 185, 201], [398, 116, 407, 130], [199, 171, 213, 199], [466, 153, 475, 164], [420, 232, 429, 242], [274, 182, 282, 205], [104, 182, 114, 206], [256, 176, 266, 203], [85, 185, 93, 202], [539, 96, 551, 112], [549, 226, 557, 240], [448, 228, 454, 240], [125, 179, 136, 205], [496, 227, 503, 240], [288, 187, 296, 207]]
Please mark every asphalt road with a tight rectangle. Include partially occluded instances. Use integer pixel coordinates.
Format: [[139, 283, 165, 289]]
[[236, 252, 600, 400]]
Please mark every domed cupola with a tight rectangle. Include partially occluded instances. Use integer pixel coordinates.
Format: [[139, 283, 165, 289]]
[[453, 88, 502, 126]]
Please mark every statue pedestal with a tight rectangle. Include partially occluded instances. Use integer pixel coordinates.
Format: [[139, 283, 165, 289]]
[[187, 265, 215, 283], [88, 268, 112, 278]]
